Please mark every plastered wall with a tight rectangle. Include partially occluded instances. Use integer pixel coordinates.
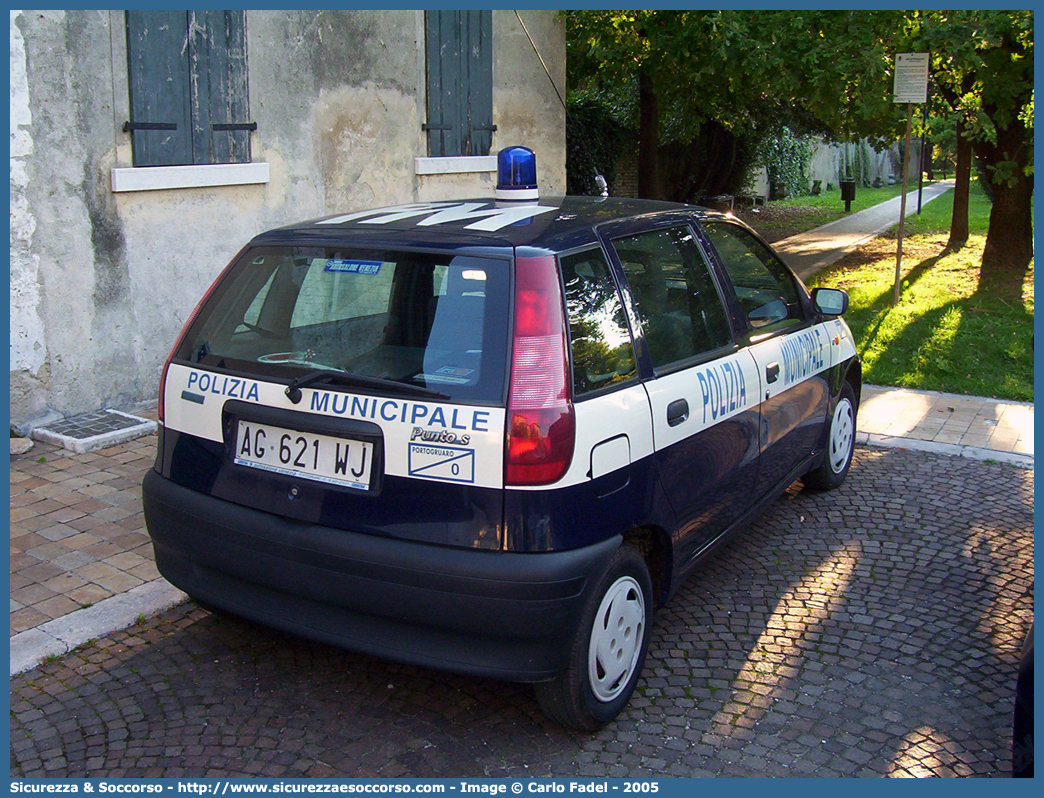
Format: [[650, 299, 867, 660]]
[[9, 9, 565, 429]]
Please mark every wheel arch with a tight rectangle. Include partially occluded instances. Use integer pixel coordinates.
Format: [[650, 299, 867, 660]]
[[844, 360, 862, 410], [621, 525, 673, 608]]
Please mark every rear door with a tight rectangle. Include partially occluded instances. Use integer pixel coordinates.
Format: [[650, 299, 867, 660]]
[[601, 222, 761, 564], [160, 244, 511, 550], [501, 245, 657, 553], [700, 221, 830, 495]]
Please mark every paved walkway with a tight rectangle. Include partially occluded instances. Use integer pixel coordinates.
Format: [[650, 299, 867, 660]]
[[9, 181, 1033, 677], [858, 385, 1033, 463], [773, 180, 955, 280]]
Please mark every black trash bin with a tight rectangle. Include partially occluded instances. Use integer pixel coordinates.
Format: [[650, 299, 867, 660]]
[[840, 179, 857, 212]]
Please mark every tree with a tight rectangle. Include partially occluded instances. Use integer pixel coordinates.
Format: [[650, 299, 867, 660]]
[[567, 11, 907, 199], [569, 10, 1033, 284], [950, 115, 973, 247], [912, 11, 1034, 276], [567, 11, 780, 199], [922, 104, 972, 246]]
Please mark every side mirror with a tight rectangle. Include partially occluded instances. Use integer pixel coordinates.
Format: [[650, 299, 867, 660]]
[[812, 287, 849, 317]]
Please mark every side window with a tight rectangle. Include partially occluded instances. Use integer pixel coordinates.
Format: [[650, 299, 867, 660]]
[[126, 10, 251, 167], [702, 222, 803, 333], [560, 249, 637, 396], [425, 11, 494, 157], [613, 227, 732, 371]]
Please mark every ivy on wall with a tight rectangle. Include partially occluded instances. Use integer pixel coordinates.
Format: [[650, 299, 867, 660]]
[[859, 140, 874, 186], [843, 139, 879, 186], [757, 128, 814, 198], [565, 95, 627, 195]]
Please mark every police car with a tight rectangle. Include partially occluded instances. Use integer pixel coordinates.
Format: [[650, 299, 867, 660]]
[[142, 146, 860, 730]]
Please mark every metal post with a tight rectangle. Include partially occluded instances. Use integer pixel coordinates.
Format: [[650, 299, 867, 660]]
[[917, 104, 926, 214], [893, 103, 914, 306]]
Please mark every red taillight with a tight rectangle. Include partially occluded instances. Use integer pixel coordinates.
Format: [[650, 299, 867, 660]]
[[514, 288, 552, 336], [158, 249, 244, 422], [156, 338, 179, 424], [505, 256, 575, 486]]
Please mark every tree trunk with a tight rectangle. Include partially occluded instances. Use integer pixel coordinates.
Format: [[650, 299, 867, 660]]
[[975, 121, 1034, 279], [659, 122, 741, 203], [638, 68, 660, 200], [947, 118, 971, 248], [980, 172, 1034, 277]]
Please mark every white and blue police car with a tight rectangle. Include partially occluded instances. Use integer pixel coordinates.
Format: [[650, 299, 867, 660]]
[[143, 146, 861, 730]]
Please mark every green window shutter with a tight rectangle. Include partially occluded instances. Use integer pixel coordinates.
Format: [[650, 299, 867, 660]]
[[425, 11, 459, 157], [126, 11, 194, 166], [425, 11, 493, 157], [191, 10, 250, 165], [463, 11, 494, 157], [126, 10, 250, 167]]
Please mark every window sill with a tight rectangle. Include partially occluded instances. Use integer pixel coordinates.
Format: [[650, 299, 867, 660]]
[[414, 156, 497, 176], [110, 162, 270, 193]]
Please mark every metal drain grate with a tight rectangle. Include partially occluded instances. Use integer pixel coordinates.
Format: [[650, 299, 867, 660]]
[[32, 409, 157, 453]]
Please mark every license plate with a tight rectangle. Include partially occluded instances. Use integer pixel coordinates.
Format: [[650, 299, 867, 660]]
[[234, 421, 373, 491]]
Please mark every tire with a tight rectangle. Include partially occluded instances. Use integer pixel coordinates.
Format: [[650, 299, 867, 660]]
[[1012, 719, 1034, 778], [190, 596, 227, 616], [535, 545, 652, 731], [804, 381, 857, 491]]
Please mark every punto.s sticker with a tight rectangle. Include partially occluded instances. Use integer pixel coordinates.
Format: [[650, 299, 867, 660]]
[[324, 259, 382, 275]]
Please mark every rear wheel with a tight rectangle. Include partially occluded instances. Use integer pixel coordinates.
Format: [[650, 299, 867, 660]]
[[535, 545, 652, 730], [804, 381, 857, 491]]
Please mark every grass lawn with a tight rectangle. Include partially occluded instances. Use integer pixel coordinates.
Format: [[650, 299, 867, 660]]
[[808, 185, 1034, 401], [735, 183, 914, 243]]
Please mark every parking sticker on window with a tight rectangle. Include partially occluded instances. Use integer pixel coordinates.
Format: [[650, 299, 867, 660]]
[[418, 367, 477, 386], [408, 443, 476, 483], [418, 373, 473, 385], [324, 259, 382, 275]]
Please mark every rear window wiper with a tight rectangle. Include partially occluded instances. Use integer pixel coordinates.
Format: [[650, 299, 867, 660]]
[[285, 369, 449, 404]]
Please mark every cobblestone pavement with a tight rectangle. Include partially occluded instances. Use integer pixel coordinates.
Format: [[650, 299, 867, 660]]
[[10, 448, 1033, 778]]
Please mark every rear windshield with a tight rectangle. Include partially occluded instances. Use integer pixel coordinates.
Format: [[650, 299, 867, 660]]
[[177, 246, 510, 403]]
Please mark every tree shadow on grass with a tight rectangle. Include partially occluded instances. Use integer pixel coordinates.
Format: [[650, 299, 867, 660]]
[[860, 292, 1032, 398], [940, 234, 1031, 308], [976, 267, 1033, 309], [852, 252, 944, 363], [847, 242, 1033, 398]]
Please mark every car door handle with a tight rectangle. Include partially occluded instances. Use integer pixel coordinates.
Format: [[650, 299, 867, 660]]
[[667, 399, 689, 427], [766, 362, 780, 384]]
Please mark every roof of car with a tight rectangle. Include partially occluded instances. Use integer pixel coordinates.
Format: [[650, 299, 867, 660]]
[[253, 196, 723, 253]]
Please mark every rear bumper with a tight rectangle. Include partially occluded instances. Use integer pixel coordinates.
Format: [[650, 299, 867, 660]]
[[142, 470, 618, 681]]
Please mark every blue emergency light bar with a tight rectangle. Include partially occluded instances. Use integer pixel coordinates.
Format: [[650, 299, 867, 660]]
[[496, 146, 539, 201]]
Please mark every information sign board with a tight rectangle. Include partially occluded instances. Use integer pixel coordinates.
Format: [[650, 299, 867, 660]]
[[894, 52, 929, 104]]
